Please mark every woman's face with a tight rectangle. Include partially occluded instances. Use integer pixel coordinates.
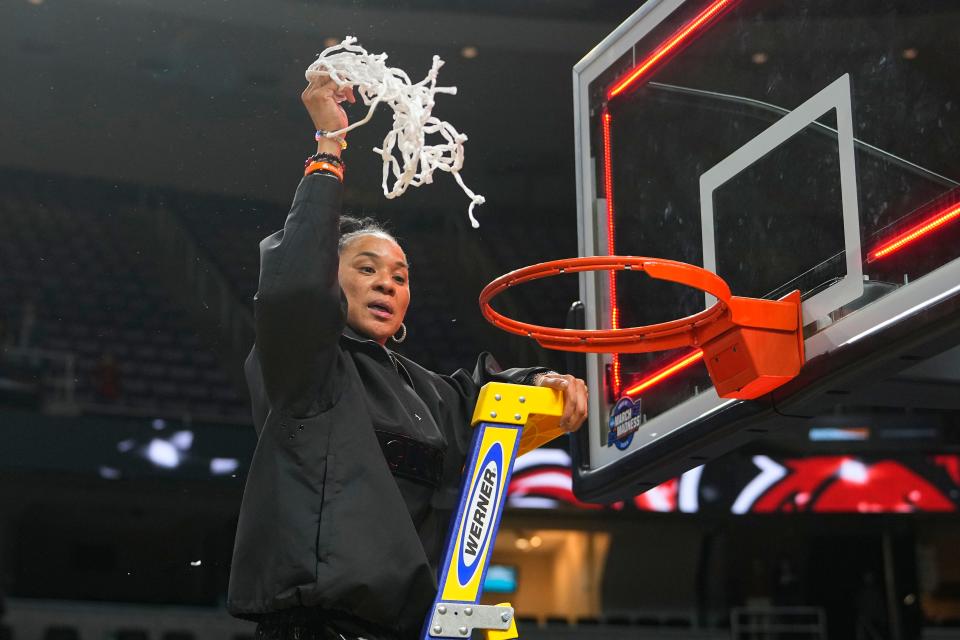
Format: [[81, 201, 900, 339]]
[[338, 234, 410, 345]]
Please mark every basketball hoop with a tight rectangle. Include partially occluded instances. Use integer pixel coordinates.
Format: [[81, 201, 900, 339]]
[[479, 257, 804, 400]]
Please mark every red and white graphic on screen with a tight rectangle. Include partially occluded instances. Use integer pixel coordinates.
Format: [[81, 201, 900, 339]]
[[507, 450, 959, 514], [735, 456, 956, 513]]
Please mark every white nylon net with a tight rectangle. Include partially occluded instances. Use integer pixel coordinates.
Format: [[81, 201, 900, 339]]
[[306, 36, 486, 228]]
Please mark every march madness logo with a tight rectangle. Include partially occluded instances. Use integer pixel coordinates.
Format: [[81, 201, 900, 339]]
[[608, 397, 641, 450]]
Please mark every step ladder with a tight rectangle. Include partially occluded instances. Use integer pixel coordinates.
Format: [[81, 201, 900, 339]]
[[421, 382, 566, 640]]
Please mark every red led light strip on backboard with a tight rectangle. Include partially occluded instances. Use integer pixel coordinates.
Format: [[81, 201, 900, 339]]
[[602, 0, 739, 398], [607, 0, 740, 100], [602, 108, 622, 396], [867, 202, 960, 262], [624, 350, 704, 397]]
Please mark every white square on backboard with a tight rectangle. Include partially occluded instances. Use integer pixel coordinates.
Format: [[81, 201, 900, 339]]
[[699, 73, 863, 325]]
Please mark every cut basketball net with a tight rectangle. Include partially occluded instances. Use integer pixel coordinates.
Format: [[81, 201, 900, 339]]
[[306, 36, 486, 227]]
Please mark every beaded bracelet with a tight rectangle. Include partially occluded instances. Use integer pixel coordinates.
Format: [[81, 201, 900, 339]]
[[315, 130, 348, 150], [304, 152, 344, 169], [304, 160, 344, 182]]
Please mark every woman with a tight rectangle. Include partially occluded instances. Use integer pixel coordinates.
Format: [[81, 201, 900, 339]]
[[227, 76, 589, 640]]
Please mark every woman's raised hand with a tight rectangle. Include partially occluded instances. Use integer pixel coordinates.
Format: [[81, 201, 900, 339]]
[[302, 74, 356, 155]]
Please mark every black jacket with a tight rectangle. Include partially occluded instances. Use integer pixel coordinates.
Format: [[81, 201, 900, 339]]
[[226, 174, 546, 639]]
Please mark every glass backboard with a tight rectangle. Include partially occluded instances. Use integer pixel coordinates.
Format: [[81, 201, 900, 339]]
[[571, 0, 960, 502]]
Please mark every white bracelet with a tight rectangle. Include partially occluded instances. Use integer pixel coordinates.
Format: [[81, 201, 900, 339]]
[[315, 129, 348, 150]]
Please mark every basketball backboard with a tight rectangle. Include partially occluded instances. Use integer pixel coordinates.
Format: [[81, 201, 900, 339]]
[[571, 0, 960, 502]]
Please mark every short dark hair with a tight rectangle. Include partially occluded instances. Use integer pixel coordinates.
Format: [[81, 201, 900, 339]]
[[337, 214, 399, 254]]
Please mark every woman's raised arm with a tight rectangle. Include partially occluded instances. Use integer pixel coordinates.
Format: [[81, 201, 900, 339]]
[[254, 174, 344, 415], [252, 77, 356, 415]]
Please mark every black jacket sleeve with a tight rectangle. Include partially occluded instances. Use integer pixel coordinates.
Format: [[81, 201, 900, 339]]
[[442, 351, 551, 406], [253, 174, 345, 417]]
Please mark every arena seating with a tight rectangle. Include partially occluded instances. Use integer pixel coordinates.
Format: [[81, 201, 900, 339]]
[[171, 192, 490, 374], [0, 169, 519, 422], [0, 174, 248, 421], [160, 191, 277, 311]]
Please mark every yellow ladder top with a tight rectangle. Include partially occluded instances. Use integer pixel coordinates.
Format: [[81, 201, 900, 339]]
[[471, 382, 566, 456]]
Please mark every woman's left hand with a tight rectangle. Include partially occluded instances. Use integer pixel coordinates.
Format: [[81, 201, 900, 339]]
[[534, 373, 589, 433]]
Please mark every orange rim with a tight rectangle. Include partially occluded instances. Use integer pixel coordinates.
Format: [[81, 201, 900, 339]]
[[479, 256, 732, 351]]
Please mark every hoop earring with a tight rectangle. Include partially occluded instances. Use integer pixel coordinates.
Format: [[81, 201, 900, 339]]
[[391, 323, 407, 344]]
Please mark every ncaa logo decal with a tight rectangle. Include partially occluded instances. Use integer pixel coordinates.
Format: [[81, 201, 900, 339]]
[[457, 442, 503, 586], [608, 397, 641, 450]]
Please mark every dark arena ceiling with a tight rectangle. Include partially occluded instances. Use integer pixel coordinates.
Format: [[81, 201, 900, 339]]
[[0, 0, 639, 210]]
